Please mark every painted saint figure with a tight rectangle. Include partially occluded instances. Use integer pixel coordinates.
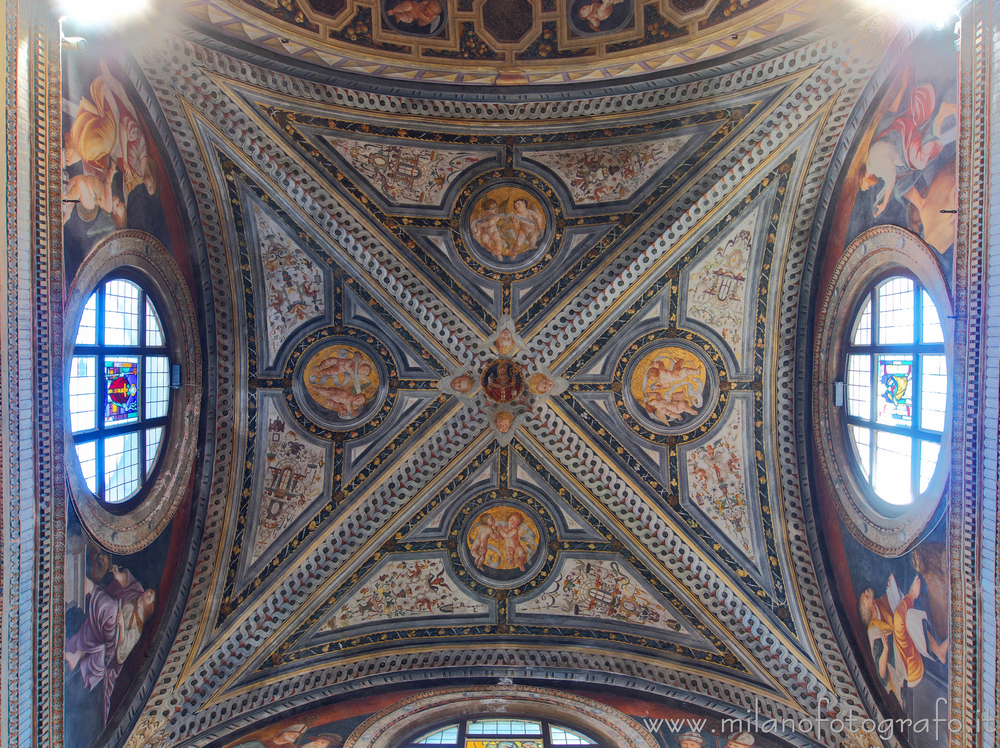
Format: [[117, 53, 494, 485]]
[[64, 565, 157, 721], [858, 573, 950, 703]]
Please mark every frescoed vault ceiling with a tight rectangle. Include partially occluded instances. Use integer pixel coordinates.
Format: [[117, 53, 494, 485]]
[[113, 7, 914, 747]]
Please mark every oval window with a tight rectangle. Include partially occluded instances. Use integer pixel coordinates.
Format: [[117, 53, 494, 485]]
[[843, 275, 946, 507], [68, 274, 172, 509]]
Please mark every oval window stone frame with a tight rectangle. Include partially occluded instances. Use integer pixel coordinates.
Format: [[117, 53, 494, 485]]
[[64, 230, 202, 554], [813, 225, 953, 555]]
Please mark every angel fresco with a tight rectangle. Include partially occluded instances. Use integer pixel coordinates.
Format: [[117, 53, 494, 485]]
[[630, 346, 707, 428], [467, 188, 549, 264], [384, 0, 444, 36], [63, 61, 158, 230], [569, 0, 632, 34], [466, 507, 540, 575], [304, 345, 380, 420]]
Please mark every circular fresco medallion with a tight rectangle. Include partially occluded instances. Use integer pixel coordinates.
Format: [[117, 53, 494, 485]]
[[624, 343, 717, 434], [481, 358, 526, 404], [569, 0, 634, 36], [463, 503, 544, 584], [463, 183, 553, 271], [382, 0, 447, 37], [298, 339, 387, 428]]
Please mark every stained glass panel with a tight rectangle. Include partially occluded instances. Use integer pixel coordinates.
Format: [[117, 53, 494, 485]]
[[876, 356, 913, 428], [105, 357, 140, 425], [145, 356, 170, 419], [146, 298, 164, 346], [75, 292, 98, 345], [847, 354, 871, 419], [922, 290, 944, 343], [75, 441, 97, 493], [465, 741, 544, 748], [549, 727, 595, 745], [145, 426, 164, 477], [851, 297, 871, 345], [920, 355, 947, 432], [104, 278, 140, 346], [877, 277, 914, 345], [414, 725, 459, 744], [104, 432, 140, 503], [872, 431, 912, 505], [69, 356, 97, 433], [920, 441, 940, 493], [851, 426, 871, 480], [468, 721, 541, 735]]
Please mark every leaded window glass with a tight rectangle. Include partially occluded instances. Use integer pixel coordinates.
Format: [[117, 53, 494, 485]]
[[69, 276, 171, 506], [844, 276, 946, 506], [402, 719, 603, 748]]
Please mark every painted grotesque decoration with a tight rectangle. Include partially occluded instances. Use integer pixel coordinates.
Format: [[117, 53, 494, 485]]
[[524, 135, 689, 205], [629, 346, 709, 430], [302, 344, 381, 421], [323, 137, 489, 206], [685, 211, 756, 367], [684, 407, 753, 561], [323, 558, 487, 631], [517, 557, 682, 633], [253, 401, 327, 563], [255, 205, 325, 366], [383, 0, 446, 36], [481, 359, 526, 404], [466, 505, 541, 579], [569, 0, 633, 34], [467, 186, 549, 265]]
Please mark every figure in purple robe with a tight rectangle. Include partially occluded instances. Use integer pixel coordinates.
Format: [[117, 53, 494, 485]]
[[64, 565, 156, 720]]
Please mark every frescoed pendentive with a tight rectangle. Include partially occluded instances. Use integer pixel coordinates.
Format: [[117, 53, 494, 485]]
[[297, 339, 386, 427], [464, 504, 543, 584], [516, 557, 683, 634], [625, 344, 715, 433], [463, 184, 552, 269], [481, 358, 526, 404], [382, 0, 446, 37], [569, 0, 633, 35], [253, 204, 326, 367], [251, 399, 328, 564], [322, 557, 488, 633], [523, 135, 690, 206], [322, 136, 491, 207]]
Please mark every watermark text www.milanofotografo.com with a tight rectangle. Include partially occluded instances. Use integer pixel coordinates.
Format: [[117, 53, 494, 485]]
[[641, 699, 998, 742]]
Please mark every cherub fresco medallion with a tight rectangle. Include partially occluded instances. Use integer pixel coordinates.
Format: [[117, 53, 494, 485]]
[[465, 185, 551, 268], [383, 0, 446, 36], [628, 345, 714, 432], [301, 342, 383, 424], [465, 505, 542, 582], [481, 358, 526, 404], [569, 0, 633, 35]]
